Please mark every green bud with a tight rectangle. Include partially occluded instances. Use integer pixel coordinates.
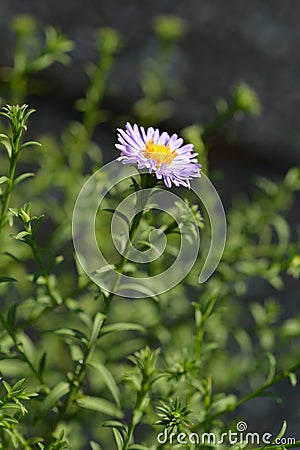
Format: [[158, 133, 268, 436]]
[[153, 15, 185, 42], [234, 82, 260, 115]]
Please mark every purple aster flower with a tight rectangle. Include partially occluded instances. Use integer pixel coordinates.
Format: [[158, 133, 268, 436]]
[[115, 123, 201, 188]]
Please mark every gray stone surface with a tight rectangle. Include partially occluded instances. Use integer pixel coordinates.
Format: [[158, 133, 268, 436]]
[[1, 1, 300, 163]]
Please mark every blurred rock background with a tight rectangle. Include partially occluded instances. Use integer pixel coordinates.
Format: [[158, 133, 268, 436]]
[[1, 0, 300, 167]]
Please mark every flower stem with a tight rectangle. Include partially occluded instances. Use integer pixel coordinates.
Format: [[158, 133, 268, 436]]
[[122, 386, 148, 449], [0, 152, 17, 235], [47, 174, 156, 442]]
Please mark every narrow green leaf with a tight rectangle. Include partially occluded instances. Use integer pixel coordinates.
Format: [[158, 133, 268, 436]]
[[38, 352, 47, 379], [117, 283, 159, 301], [2, 428, 17, 444], [7, 303, 18, 331], [77, 395, 123, 418], [202, 289, 218, 321], [273, 420, 287, 443], [0, 277, 17, 283], [93, 264, 116, 275], [32, 215, 45, 238], [102, 421, 127, 436], [264, 352, 276, 386], [288, 372, 297, 387], [14, 231, 30, 241], [20, 141, 42, 150], [13, 172, 35, 186], [113, 428, 124, 450], [2, 380, 12, 393], [38, 382, 70, 417], [88, 313, 105, 347], [3, 252, 22, 262], [88, 361, 121, 407], [0, 134, 12, 157], [101, 323, 145, 337], [51, 328, 88, 345], [89, 441, 103, 450], [102, 421, 127, 450], [0, 176, 9, 185], [11, 378, 26, 391]]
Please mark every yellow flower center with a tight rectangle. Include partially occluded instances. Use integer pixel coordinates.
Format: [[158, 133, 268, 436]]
[[143, 139, 177, 167]]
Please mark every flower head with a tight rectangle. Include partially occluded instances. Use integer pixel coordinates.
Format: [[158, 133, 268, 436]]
[[115, 123, 201, 188]]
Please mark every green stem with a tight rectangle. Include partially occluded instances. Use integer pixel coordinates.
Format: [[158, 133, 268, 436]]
[[46, 336, 96, 445], [0, 314, 43, 385], [47, 176, 155, 442], [17, 279, 92, 331], [30, 240, 59, 307], [13, 427, 32, 450], [123, 384, 148, 449], [211, 360, 300, 421], [201, 103, 236, 140], [0, 153, 17, 235], [104, 176, 154, 310]]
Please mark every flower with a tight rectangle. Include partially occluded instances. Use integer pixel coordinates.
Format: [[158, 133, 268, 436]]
[[115, 123, 201, 188]]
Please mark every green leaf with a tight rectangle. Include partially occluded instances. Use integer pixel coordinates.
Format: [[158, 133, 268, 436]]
[[102, 420, 127, 436], [0, 176, 9, 185], [0, 134, 12, 158], [77, 395, 123, 418], [273, 420, 287, 443], [38, 382, 70, 417], [112, 428, 124, 450], [102, 420, 127, 449], [264, 352, 276, 386], [288, 372, 297, 387], [211, 394, 237, 414], [272, 214, 290, 249], [38, 352, 47, 379], [0, 277, 17, 283], [20, 141, 42, 150], [7, 303, 18, 331], [27, 438, 45, 447], [101, 323, 145, 336], [11, 377, 26, 392], [2, 380, 12, 393], [88, 313, 105, 347], [51, 328, 88, 345], [88, 361, 121, 407], [13, 172, 35, 186], [89, 441, 103, 450], [102, 208, 130, 226], [32, 215, 45, 238], [3, 251, 22, 262], [202, 289, 218, 321], [14, 230, 31, 241], [116, 283, 159, 301]]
